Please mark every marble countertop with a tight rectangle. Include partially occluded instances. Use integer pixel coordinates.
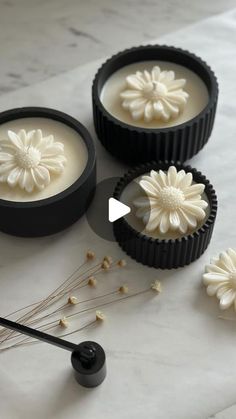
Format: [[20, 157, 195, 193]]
[[0, 0, 236, 95]]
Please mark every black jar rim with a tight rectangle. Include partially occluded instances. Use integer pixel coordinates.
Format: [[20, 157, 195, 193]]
[[113, 161, 218, 269], [0, 107, 96, 209], [92, 45, 219, 164]]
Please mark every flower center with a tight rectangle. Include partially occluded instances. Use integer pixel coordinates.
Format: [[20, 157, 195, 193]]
[[15, 147, 41, 169], [158, 186, 185, 211], [229, 271, 236, 288], [143, 81, 168, 101]]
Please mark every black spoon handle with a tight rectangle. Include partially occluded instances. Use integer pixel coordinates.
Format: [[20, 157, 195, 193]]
[[0, 317, 77, 352]]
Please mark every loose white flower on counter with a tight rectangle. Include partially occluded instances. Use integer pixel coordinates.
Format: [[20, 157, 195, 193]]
[[151, 280, 162, 293], [203, 249, 236, 311], [0, 129, 66, 193], [133, 166, 208, 235], [120, 65, 189, 122]]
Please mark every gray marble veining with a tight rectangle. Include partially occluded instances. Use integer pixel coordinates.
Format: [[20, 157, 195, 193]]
[[0, 0, 235, 94]]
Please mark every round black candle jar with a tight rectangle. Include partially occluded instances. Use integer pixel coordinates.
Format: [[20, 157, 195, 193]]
[[0, 107, 96, 237], [113, 161, 217, 269], [92, 45, 218, 164]]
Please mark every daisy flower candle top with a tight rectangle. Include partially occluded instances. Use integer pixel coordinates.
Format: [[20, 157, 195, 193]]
[[0, 116, 88, 203], [0, 129, 67, 193], [133, 166, 208, 236], [100, 60, 209, 130], [120, 66, 189, 123]]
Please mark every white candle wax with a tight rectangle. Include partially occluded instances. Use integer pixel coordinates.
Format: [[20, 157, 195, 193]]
[[100, 61, 209, 129], [0, 117, 88, 202]]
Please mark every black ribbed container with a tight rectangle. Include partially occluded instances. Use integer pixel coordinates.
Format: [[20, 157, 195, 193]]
[[113, 161, 217, 269], [92, 45, 218, 164], [0, 107, 96, 237]]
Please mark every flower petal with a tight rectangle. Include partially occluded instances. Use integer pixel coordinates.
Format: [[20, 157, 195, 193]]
[[149, 171, 161, 190], [178, 208, 197, 229], [158, 170, 168, 187], [29, 129, 43, 148], [120, 90, 142, 99], [0, 152, 14, 162], [168, 79, 186, 91], [177, 211, 188, 234], [129, 98, 147, 110], [8, 130, 24, 149], [162, 99, 179, 117], [217, 285, 230, 299], [144, 70, 151, 82], [139, 180, 160, 197], [164, 71, 175, 83], [182, 202, 206, 220], [126, 75, 143, 90], [7, 167, 22, 188], [207, 283, 223, 297], [161, 108, 170, 121], [219, 289, 236, 310], [219, 251, 235, 272], [0, 162, 16, 175], [175, 170, 186, 186], [121, 99, 133, 109], [205, 264, 228, 275], [178, 172, 193, 189], [184, 184, 205, 198], [151, 66, 161, 81], [227, 248, 236, 267], [31, 166, 50, 189], [169, 211, 180, 229], [159, 212, 169, 234], [18, 130, 28, 146], [187, 199, 208, 209], [167, 166, 177, 186], [19, 170, 34, 193], [145, 208, 163, 232], [131, 107, 145, 121], [202, 272, 229, 285], [144, 101, 154, 122], [153, 100, 164, 117], [40, 157, 66, 173]]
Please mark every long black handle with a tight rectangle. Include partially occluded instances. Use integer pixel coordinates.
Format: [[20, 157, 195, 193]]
[[0, 317, 77, 352]]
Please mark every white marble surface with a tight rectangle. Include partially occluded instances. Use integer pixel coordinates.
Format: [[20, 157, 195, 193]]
[[0, 7, 236, 419], [0, 0, 236, 94]]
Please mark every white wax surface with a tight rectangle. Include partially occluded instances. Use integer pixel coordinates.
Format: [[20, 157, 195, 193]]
[[100, 61, 209, 128], [120, 174, 210, 240], [0, 117, 88, 202]]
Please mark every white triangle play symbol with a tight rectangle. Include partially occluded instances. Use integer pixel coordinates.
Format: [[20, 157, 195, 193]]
[[108, 198, 131, 222]]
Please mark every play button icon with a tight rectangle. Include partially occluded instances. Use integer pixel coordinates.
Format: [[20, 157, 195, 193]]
[[108, 198, 131, 222]]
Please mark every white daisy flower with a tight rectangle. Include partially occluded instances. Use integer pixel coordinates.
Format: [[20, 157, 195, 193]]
[[133, 166, 208, 235], [203, 249, 236, 311], [0, 129, 67, 193], [120, 65, 189, 122]]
